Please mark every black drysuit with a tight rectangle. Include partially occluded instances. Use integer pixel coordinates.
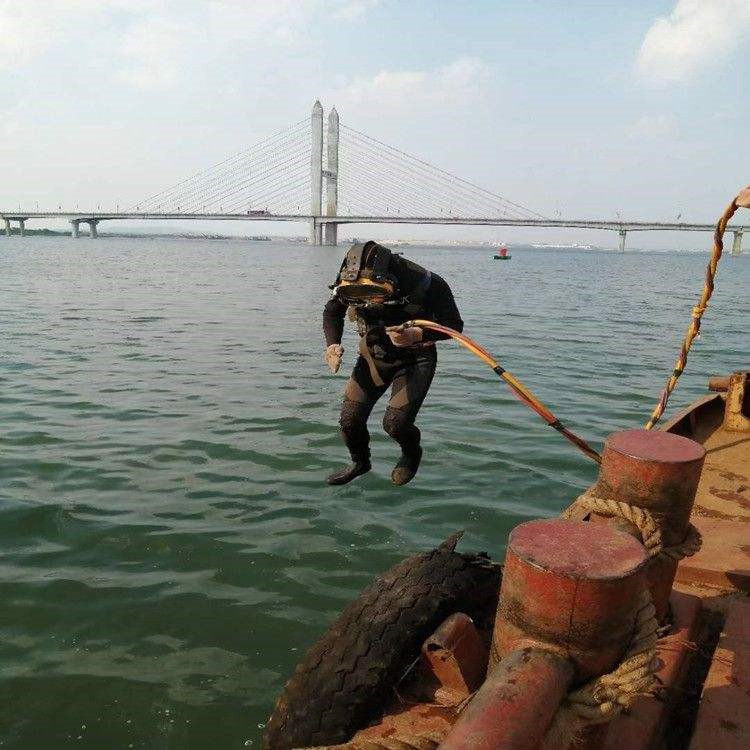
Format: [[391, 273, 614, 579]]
[[323, 255, 463, 463]]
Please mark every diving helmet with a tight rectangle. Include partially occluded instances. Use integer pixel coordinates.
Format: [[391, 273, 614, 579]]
[[332, 241, 399, 304]]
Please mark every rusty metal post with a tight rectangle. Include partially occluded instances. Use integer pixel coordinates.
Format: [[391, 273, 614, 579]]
[[421, 613, 487, 700], [722, 371, 750, 432], [439, 648, 574, 750], [592, 429, 705, 622], [708, 375, 730, 392], [440, 519, 649, 750]]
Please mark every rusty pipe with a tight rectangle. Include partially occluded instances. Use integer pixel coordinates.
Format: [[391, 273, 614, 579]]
[[438, 648, 574, 750]]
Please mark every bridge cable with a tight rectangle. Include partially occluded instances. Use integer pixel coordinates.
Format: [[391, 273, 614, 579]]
[[339, 151, 474, 217], [339, 155, 488, 217], [337, 168, 446, 217], [132, 119, 308, 206], [340, 139, 513, 218], [146, 137, 309, 212], [340, 127, 528, 215], [152, 147, 309, 214], [178, 147, 310, 213], [339, 132, 528, 218], [339, 132, 511, 212], [340, 142, 532, 219], [341, 124, 546, 220], [131, 119, 308, 211]]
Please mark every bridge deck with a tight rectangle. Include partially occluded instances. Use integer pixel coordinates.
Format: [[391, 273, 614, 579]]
[[1, 212, 748, 234]]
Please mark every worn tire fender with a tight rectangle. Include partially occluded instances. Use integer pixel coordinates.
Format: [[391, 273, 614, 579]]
[[263, 533, 501, 749]]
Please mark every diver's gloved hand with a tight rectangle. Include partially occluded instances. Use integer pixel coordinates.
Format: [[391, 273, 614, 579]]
[[386, 326, 423, 347], [325, 344, 344, 373]]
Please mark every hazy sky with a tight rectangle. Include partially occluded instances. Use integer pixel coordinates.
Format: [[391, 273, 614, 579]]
[[1, 1, 748, 247]]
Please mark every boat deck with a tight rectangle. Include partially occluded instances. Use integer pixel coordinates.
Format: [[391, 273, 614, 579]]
[[662, 393, 750, 596], [580, 388, 750, 749], [660, 389, 750, 749]]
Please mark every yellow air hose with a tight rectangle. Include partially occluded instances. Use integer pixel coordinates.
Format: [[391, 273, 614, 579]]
[[394, 320, 602, 464], [645, 185, 750, 429]]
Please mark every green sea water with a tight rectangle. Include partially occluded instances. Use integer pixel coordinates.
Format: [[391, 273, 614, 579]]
[[0, 237, 747, 749]]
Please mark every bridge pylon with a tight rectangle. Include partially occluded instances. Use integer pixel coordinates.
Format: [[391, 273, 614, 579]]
[[310, 101, 324, 245], [324, 107, 339, 246], [311, 101, 340, 246]]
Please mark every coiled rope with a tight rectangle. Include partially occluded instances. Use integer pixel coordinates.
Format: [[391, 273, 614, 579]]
[[394, 320, 602, 464], [645, 185, 750, 429], [562, 492, 703, 561], [541, 589, 660, 749]]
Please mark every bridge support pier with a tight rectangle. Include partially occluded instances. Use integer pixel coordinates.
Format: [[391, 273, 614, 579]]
[[324, 223, 338, 246], [88, 220, 99, 239], [4, 218, 10, 237], [618, 228, 627, 252], [310, 221, 322, 245], [18, 219, 26, 237], [731, 230, 743, 256], [310, 218, 322, 246], [70, 219, 80, 238]]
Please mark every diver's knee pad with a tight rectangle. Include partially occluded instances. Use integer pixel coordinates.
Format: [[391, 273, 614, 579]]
[[340, 398, 369, 434]]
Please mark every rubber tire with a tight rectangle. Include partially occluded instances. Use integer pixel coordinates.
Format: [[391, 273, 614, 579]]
[[263, 533, 501, 749]]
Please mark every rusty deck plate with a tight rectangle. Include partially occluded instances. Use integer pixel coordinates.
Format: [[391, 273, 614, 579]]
[[670, 397, 750, 595]]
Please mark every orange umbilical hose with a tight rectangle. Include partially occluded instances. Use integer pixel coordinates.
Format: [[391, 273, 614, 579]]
[[396, 320, 602, 464]]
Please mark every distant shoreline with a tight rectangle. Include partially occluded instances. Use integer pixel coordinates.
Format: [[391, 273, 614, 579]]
[[0, 229, 603, 249], [1, 228, 721, 253]]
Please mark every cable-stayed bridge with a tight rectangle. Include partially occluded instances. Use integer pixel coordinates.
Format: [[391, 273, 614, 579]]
[[1, 101, 747, 254]]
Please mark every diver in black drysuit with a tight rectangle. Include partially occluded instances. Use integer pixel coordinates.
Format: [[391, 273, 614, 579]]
[[323, 241, 463, 486]]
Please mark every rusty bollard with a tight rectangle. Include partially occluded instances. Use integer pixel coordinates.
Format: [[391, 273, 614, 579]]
[[590, 429, 705, 622], [439, 519, 648, 750]]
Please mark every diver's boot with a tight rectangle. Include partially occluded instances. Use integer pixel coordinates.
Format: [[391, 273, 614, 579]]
[[325, 458, 372, 486], [391, 447, 423, 486]]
